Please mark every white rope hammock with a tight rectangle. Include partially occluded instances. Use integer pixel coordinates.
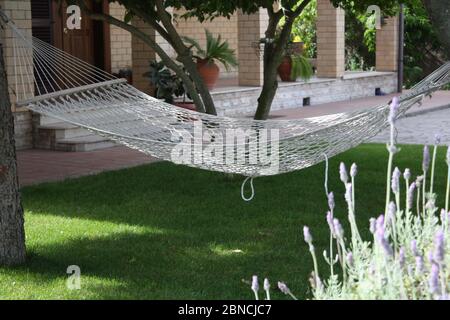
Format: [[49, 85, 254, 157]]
[[2, 13, 450, 178]]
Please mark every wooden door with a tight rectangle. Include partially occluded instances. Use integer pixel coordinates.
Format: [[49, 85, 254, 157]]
[[53, 1, 95, 65]]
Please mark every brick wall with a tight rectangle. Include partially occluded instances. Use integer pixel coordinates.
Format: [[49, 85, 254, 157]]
[[0, 0, 33, 149], [109, 3, 132, 74]]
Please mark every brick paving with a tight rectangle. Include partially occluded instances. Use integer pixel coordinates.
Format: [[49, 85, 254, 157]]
[[17, 91, 450, 187], [370, 107, 450, 145], [17, 146, 156, 187]]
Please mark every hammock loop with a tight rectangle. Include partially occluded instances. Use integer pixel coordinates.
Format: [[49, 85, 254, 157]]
[[241, 176, 255, 202]]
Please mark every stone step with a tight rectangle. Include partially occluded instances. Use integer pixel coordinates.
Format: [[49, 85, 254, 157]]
[[38, 114, 62, 126], [55, 136, 116, 152], [38, 122, 92, 140]]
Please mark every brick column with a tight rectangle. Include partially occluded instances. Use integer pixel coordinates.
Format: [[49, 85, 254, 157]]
[[109, 3, 132, 74], [0, 0, 33, 111], [131, 18, 157, 94], [376, 16, 399, 72], [237, 9, 268, 86], [316, 0, 345, 78], [131, 11, 175, 94]]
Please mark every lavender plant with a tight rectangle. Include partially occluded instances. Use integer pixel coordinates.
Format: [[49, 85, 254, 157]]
[[250, 98, 450, 300]]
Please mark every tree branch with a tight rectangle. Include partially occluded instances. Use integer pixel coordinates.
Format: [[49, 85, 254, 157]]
[[73, 1, 206, 113]]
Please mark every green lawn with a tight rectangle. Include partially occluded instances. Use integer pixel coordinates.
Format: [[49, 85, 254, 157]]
[[0, 144, 448, 300]]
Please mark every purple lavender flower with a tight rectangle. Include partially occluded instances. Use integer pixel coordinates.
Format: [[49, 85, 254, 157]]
[[428, 250, 434, 264], [416, 175, 424, 188], [263, 278, 270, 291], [391, 167, 401, 194], [376, 215, 385, 231], [429, 264, 440, 295], [369, 218, 377, 234], [411, 239, 419, 256], [388, 96, 400, 125], [326, 211, 335, 235], [434, 230, 445, 263], [447, 146, 450, 165], [327, 192, 335, 211], [399, 247, 406, 268], [423, 146, 430, 172], [407, 182, 416, 209], [333, 218, 344, 240], [339, 162, 348, 184], [345, 183, 352, 205], [376, 225, 393, 257], [303, 226, 312, 244], [407, 265, 414, 277], [416, 255, 424, 274], [403, 168, 411, 181], [387, 202, 397, 225], [350, 163, 358, 178], [278, 281, 291, 295], [251, 275, 259, 292], [435, 134, 442, 145], [346, 252, 354, 267]]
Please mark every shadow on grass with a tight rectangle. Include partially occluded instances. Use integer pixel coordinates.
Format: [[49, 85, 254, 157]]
[[13, 144, 448, 299]]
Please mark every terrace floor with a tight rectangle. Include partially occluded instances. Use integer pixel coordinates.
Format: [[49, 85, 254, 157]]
[[17, 90, 450, 187]]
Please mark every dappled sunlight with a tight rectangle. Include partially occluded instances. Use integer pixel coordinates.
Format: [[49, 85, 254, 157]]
[[6, 145, 447, 299], [209, 244, 245, 257]]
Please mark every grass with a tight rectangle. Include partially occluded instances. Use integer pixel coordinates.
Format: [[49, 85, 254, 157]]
[[0, 144, 448, 300]]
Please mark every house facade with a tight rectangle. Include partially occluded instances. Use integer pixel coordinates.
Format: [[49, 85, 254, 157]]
[[0, 0, 400, 151]]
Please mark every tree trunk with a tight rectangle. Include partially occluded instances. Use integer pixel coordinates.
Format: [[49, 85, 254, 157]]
[[0, 44, 26, 266], [422, 0, 450, 54], [79, 4, 209, 114], [254, 16, 295, 120], [177, 53, 218, 115], [153, 0, 217, 115]]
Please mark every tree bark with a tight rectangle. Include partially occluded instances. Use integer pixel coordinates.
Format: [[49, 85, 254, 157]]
[[422, 0, 450, 54], [0, 44, 26, 266], [154, 0, 217, 115], [254, 0, 312, 120], [254, 14, 296, 120], [74, 1, 208, 113]]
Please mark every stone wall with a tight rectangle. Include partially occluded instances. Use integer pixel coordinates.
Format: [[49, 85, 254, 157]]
[[13, 111, 32, 150], [212, 72, 398, 116], [109, 3, 132, 74]]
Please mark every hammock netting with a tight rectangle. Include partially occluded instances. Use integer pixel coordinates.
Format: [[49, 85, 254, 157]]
[[2, 14, 450, 177]]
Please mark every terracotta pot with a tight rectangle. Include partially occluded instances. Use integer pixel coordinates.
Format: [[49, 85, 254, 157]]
[[197, 59, 220, 90], [277, 56, 294, 82], [173, 102, 198, 122], [174, 102, 196, 111]]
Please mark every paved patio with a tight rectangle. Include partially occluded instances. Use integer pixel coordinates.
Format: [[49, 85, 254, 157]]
[[17, 91, 450, 187], [18, 146, 156, 187]]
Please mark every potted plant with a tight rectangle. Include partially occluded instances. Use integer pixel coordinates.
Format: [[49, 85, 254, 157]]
[[144, 61, 195, 111], [277, 37, 313, 82], [183, 29, 238, 90]]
